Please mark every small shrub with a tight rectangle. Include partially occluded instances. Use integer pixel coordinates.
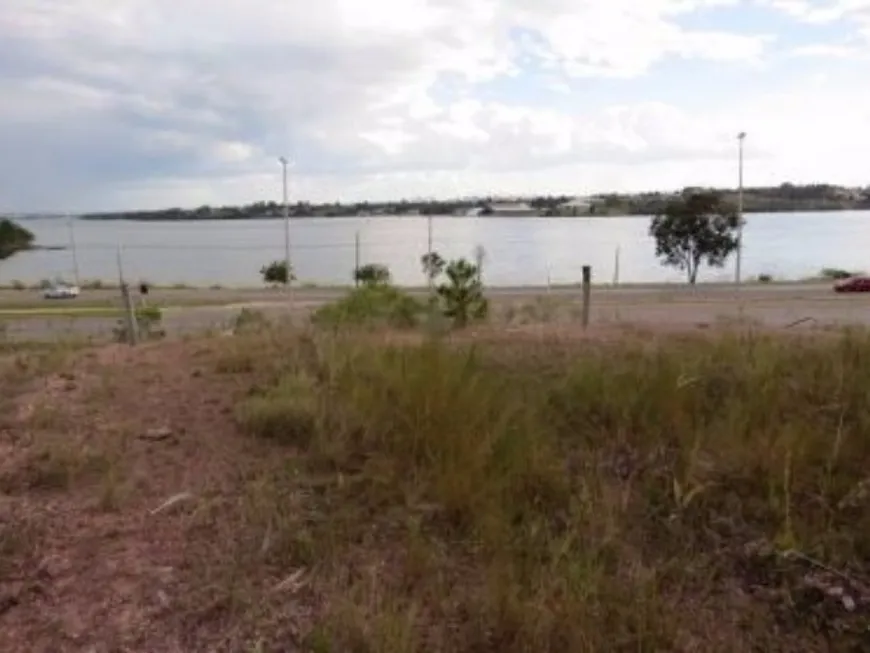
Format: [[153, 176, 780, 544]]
[[353, 263, 391, 287], [311, 285, 424, 329], [436, 258, 488, 328], [757, 273, 773, 283], [260, 260, 295, 285], [820, 267, 861, 280], [9, 280, 25, 290], [232, 308, 269, 334]]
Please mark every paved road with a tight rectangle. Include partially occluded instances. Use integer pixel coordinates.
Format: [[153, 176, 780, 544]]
[[0, 281, 841, 309], [4, 283, 870, 341]]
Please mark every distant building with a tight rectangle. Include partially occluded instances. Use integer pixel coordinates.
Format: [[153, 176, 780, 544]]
[[486, 202, 538, 217], [556, 197, 593, 216]]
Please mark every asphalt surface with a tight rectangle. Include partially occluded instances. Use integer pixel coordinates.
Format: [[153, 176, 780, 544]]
[[3, 283, 870, 342]]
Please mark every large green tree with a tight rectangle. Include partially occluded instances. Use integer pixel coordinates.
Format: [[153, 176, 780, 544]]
[[0, 218, 35, 261], [649, 191, 740, 284]]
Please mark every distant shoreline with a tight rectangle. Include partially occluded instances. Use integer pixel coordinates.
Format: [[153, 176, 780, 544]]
[[77, 205, 870, 222], [9, 183, 869, 220]]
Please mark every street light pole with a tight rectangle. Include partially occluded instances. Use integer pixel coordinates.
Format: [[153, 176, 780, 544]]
[[735, 131, 746, 285], [279, 156, 291, 296], [67, 213, 80, 286]]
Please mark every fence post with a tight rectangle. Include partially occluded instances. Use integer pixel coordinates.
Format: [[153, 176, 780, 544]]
[[116, 246, 138, 345], [582, 265, 592, 329], [121, 283, 139, 345]]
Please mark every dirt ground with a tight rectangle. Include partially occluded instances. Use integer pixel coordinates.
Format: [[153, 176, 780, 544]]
[[0, 340, 271, 652]]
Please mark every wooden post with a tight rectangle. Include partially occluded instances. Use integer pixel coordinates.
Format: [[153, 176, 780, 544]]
[[116, 246, 138, 345], [121, 283, 139, 345], [582, 265, 592, 329]]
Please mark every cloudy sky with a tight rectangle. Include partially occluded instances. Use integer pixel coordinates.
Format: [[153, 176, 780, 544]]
[[2, 0, 869, 212]]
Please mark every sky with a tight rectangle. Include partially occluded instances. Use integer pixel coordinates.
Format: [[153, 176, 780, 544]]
[[1, 0, 869, 212]]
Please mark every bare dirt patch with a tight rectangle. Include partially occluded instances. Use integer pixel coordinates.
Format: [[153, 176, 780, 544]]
[[0, 339, 276, 652]]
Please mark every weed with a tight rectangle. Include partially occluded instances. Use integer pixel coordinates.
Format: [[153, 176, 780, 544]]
[[231, 308, 270, 334], [112, 305, 165, 342], [236, 372, 319, 446]]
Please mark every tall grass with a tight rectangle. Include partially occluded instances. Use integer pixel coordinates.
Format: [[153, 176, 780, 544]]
[[226, 327, 870, 651]]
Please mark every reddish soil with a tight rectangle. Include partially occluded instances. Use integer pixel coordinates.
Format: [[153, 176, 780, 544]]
[[0, 340, 282, 652]]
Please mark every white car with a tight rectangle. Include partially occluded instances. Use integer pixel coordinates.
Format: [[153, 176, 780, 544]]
[[43, 284, 80, 299]]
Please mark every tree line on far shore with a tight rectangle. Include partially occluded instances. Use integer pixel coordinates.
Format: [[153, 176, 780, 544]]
[[74, 182, 870, 221]]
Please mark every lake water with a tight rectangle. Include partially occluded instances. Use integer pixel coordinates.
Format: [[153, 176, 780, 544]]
[[3, 212, 869, 287]]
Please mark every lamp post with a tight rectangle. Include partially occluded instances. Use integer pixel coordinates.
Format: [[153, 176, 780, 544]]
[[279, 156, 291, 295], [67, 213, 80, 286], [735, 131, 746, 285]]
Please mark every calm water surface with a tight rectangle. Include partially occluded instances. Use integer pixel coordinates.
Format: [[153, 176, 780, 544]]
[[4, 212, 869, 286]]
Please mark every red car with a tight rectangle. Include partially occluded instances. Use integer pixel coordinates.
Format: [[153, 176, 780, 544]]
[[834, 276, 870, 292]]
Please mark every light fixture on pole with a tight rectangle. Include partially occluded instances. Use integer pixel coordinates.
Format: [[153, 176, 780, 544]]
[[279, 156, 291, 296], [735, 131, 746, 285]]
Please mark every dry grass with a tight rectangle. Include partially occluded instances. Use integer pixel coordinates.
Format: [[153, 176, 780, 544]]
[[2, 321, 870, 651]]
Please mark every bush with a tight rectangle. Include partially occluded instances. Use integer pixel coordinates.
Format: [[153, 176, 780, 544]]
[[436, 258, 488, 328], [260, 260, 295, 285], [231, 307, 269, 334], [757, 273, 773, 283], [311, 285, 424, 329], [822, 267, 860, 280], [354, 263, 391, 287], [821, 267, 861, 280]]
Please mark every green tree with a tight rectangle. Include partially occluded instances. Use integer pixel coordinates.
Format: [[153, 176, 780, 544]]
[[260, 260, 295, 285], [353, 263, 391, 287], [0, 218, 35, 261], [649, 191, 740, 284], [421, 251, 445, 286], [437, 258, 488, 328]]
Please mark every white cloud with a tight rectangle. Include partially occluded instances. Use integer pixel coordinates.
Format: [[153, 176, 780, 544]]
[[0, 0, 866, 211]]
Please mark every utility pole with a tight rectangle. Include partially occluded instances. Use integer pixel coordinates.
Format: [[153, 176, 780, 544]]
[[279, 156, 293, 308], [67, 214, 80, 286], [735, 132, 746, 285], [613, 245, 621, 286]]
